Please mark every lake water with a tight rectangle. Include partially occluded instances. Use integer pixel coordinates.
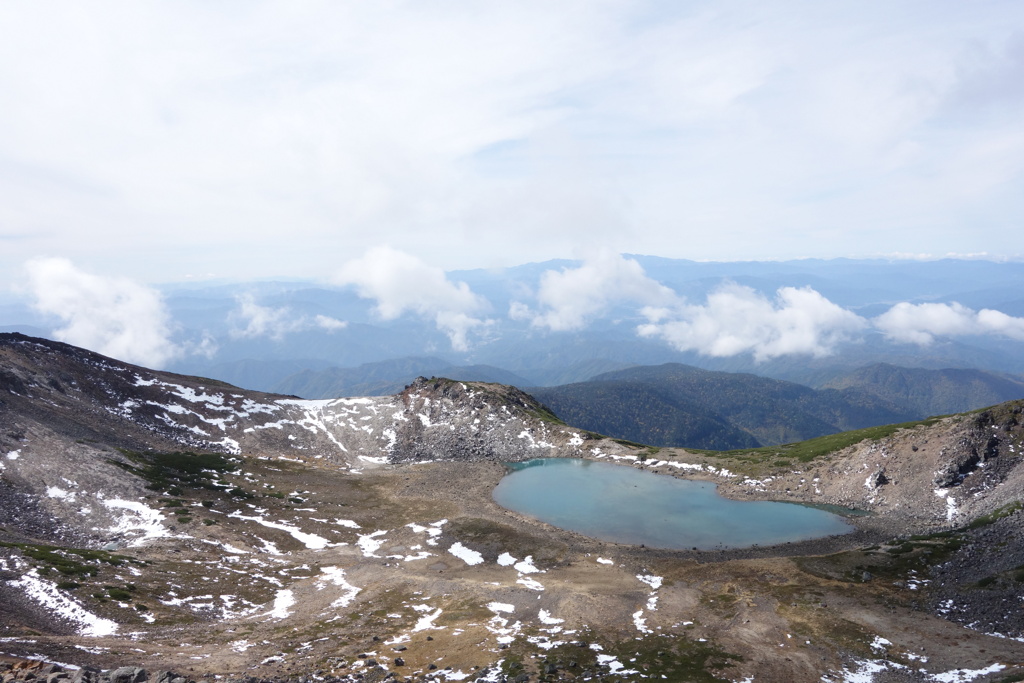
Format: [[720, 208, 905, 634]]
[[492, 458, 852, 550]]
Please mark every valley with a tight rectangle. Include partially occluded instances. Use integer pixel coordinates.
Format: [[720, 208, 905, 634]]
[[2, 333, 1024, 682]]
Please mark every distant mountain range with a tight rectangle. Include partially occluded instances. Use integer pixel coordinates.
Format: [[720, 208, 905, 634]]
[[528, 364, 917, 449], [529, 363, 1024, 450], [821, 363, 1024, 417]]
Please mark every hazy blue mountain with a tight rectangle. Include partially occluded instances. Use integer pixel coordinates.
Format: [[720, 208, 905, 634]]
[[273, 357, 534, 398], [183, 358, 336, 393]]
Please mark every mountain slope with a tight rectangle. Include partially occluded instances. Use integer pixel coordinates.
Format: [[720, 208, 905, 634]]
[[529, 363, 915, 448], [0, 334, 583, 473], [823, 363, 1024, 417]]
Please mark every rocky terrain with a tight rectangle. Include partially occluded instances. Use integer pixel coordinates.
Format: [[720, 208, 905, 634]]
[[1, 332, 1024, 682]]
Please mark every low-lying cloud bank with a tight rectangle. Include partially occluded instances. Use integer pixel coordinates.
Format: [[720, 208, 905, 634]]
[[510, 250, 676, 331], [23, 257, 181, 368], [637, 284, 867, 361], [875, 301, 1024, 345], [332, 246, 491, 352], [230, 294, 346, 341]]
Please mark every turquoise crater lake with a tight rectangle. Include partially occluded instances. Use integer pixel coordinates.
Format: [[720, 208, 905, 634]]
[[492, 458, 852, 550]]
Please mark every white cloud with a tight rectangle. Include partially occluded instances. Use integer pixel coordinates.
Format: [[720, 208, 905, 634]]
[[231, 295, 295, 340], [333, 247, 488, 351], [230, 295, 347, 340], [314, 314, 348, 332], [874, 301, 1024, 344], [23, 257, 179, 368], [519, 252, 676, 331], [638, 284, 867, 361]]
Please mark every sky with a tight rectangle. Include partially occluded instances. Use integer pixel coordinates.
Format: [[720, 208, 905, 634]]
[[4, 2, 1024, 368], [1, 0, 1023, 288]]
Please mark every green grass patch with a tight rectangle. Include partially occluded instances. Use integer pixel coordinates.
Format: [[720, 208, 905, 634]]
[[111, 449, 239, 495], [797, 532, 965, 586], [604, 635, 740, 682], [710, 417, 945, 464], [105, 587, 133, 601], [611, 437, 649, 449], [0, 541, 136, 577], [965, 501, 1022, 530], [496, 632, 739, 682], [525, 403, 566, 426]]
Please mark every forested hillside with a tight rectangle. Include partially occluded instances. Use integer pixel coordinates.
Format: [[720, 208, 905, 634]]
[[530, 363, 916, 448], [822, 363, 1024, 417]]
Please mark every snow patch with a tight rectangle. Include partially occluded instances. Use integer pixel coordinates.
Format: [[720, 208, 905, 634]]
[[356, 530, 388, 557], [101, 499, 172, 546], [448, 542, 484, 566], [10, 566, 118, 637], [318, 566, 361, 608], [487, 602, 515, 614], [227, 512, 330, 549], [262, 589, 295, 620]]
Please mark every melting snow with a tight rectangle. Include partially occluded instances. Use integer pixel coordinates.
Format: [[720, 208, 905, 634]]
[[318, 566, 361, 608], [101, 499, 173, 546], [46, 486, 75, 501], [9, 565, 118, 637], [934, 488, 959, 521], [487, 602, 515, 614], [637, 574, 663, 590], [357, 530, 388, 557], [448, 542, 484, 566], [412, 608, 444, 631], [262, 589, 295, 620], [227, 512, 330, 549], [929, 664, 1007, 682], [538, 609, 563, 625], [516, 576, 544, 591], [513, 556, 540, 574], [595, 654, 637, 675]]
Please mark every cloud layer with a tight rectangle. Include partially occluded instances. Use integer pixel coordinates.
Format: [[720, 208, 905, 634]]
[[23, 257, 179, 367], [1, 3, 1022, 284]]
